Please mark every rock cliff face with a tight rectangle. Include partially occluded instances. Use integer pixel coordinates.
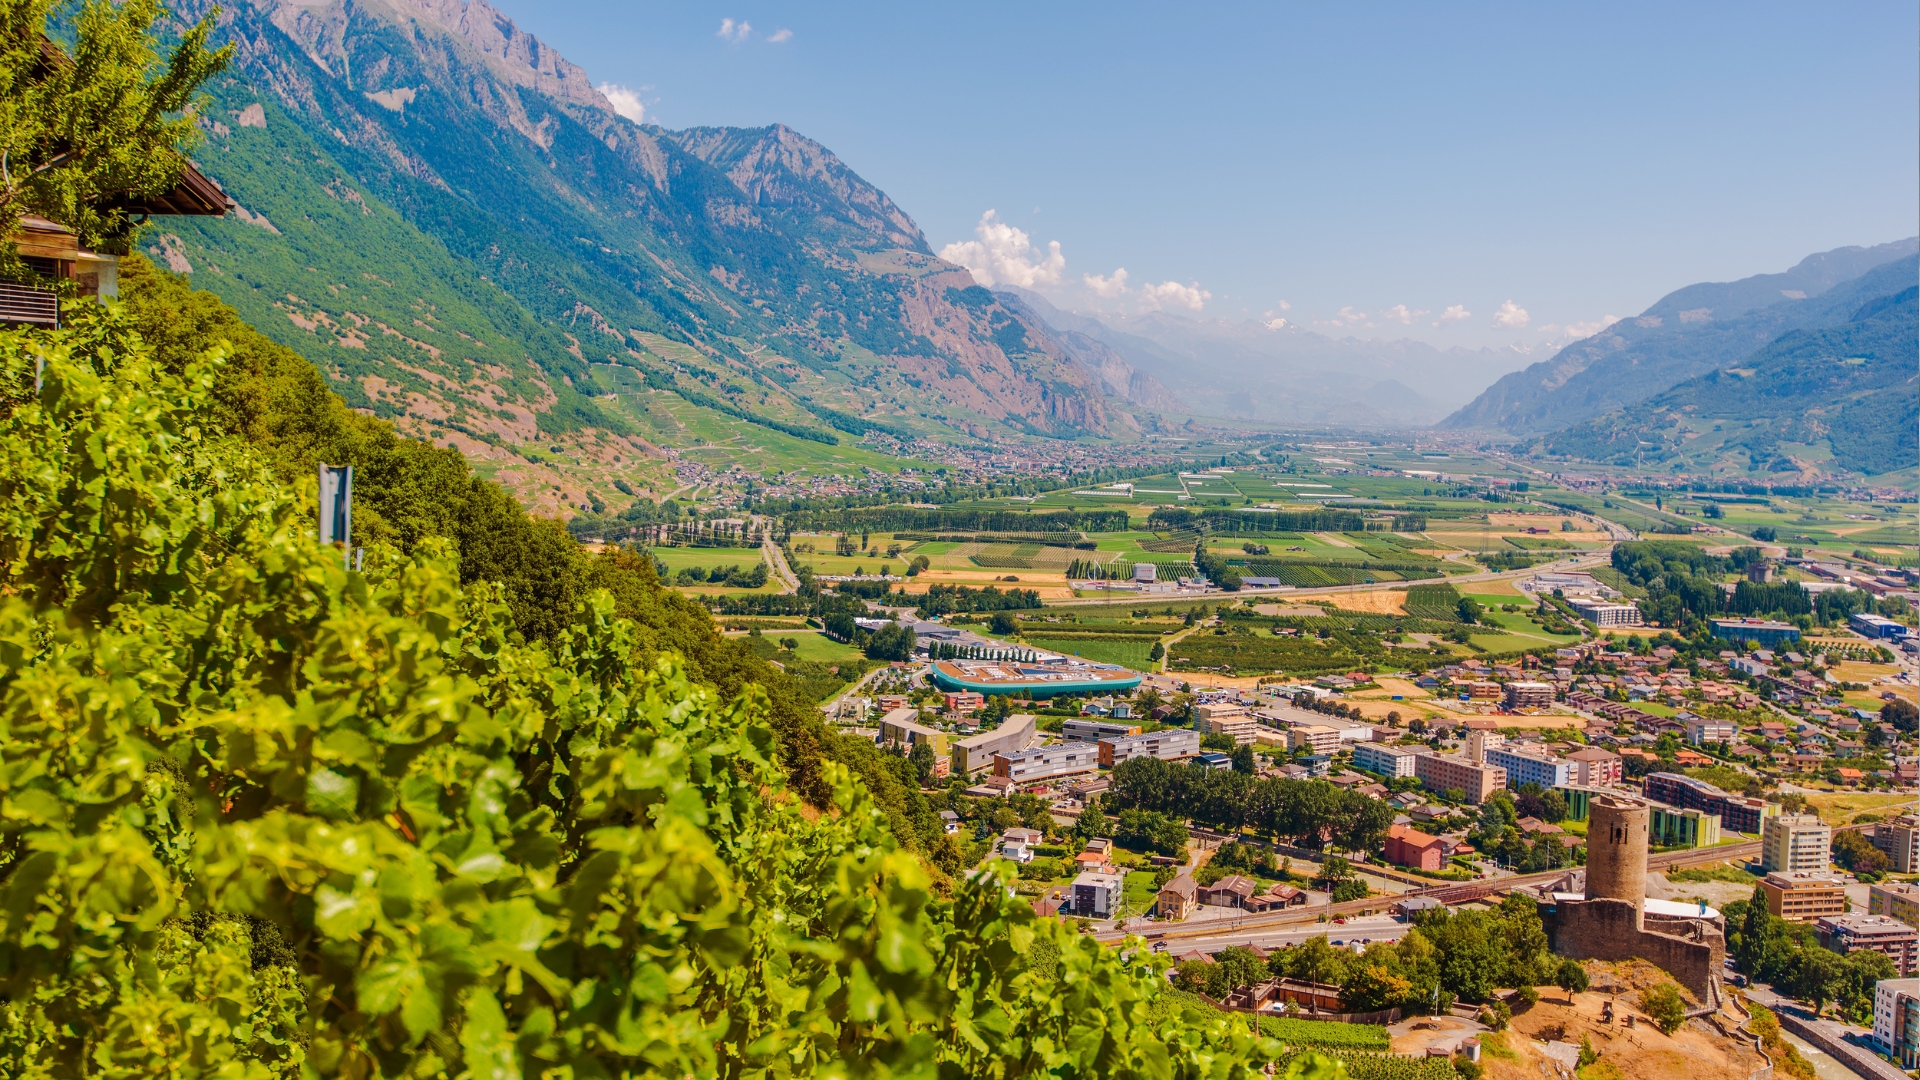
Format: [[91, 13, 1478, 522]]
[[173, 0, 1129, 441]]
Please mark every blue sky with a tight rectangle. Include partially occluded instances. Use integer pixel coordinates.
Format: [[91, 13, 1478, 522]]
[[505, 1, 1918, 348]]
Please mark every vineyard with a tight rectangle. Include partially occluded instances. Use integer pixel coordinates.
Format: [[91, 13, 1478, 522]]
[[1403, 584, 1465, 622], [1270, 1049, 1456, 1080], [1254, 1017, 1390, 1050]]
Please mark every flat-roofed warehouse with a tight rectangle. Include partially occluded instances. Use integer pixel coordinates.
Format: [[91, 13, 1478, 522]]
[[930, 657, 1141, 699]]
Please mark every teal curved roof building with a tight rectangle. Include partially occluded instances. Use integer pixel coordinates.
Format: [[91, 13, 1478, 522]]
[[928, 658, 1141, 699]]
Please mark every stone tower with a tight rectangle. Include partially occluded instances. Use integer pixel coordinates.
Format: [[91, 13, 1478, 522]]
[[1585, 795, 1649, 925]]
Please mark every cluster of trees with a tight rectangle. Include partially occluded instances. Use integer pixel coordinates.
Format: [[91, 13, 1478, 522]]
[[1106, 757, 1396, 853], [915, 583, 1044, 616], [1468, 792, 1581, 873], [1114, 809, 1191, 859], [787, 507, 1130, 534], [667, 561, 769, 588], [1730, 888, 1895, 1021], [926, 641, 1036, 662], [1194, 541, 1244, 591], [1614, 542, 1892, 629], [1173, 896, 1558, 1012], [1831, 829, 1892, 879]]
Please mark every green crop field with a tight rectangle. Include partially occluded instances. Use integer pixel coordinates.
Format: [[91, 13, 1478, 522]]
[[1023, 637, 1158, 669]]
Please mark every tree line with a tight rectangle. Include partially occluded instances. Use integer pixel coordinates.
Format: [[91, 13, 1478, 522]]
[[1104, 757, 1396, 853]]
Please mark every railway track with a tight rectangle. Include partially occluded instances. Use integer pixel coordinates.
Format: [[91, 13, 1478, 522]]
[[1093, 826, 1861, 946]]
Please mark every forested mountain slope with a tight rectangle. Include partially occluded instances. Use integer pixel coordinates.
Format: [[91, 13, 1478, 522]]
[[157, 0, 1140, 512], [1535, 284, 1918, 479], [1442, 240, 1917, 434]]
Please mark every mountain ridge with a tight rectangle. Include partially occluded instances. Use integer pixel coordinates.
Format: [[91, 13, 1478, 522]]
[[164, 0, 1142, 513], [1440, 238, 1918, 434]]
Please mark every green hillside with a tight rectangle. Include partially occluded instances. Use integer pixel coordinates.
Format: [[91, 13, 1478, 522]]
[[1536, 285, 1918, 479]]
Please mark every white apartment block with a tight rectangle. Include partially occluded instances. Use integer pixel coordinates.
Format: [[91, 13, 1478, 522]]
[[1762, 814, 1832, 875]]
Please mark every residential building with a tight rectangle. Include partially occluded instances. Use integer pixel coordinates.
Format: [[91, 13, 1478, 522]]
[[1564, 747, 1621, 786], [1684, 717, 1738, 745], [1197, 702, 1259, 746], [1156, 874, 1198, 920], [1644, 772, 1775, 834], [1097, 728, 1200, 767], [1062, 718, 1141, 742], [951, 713, 1037, 775], [1352, 742, 1425, 779], [1461, 680, 1502, 702], [878, 708, 948, 755], [1874, 979, 1920, 1069], [1413, 753, 1507, 804], [1504, 681, 1556, 711], [942, 691, 985, 714], [1196, 752, 1233, 770], [1485, 746, 1574, 791], [1816, 915, 1919, 976], [1870, 882, 1919, 927], [1568, 597, 1644, 627], [1285, 725, 1343, 756], [1464, 730, 1505, 764], [1385, 823, 1447, 871], [1649, 803, 1721, 848], [1070, 871, 1127, 918], [1198, 875, 1260, 908], [1761, 814, 1832, 875], [1760, 872, 1850, 922], [1873, 815, 1920, 874], [1709, 618, 1801, 646], [1553, 783, 1614, 822], [992, 743, 1098, 783]]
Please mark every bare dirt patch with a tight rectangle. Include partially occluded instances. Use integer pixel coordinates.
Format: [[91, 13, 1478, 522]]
[[1324, 590, 1408, 615], [1473, 967, 1763, 1080]]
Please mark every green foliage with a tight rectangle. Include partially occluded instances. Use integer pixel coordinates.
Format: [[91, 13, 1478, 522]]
[[1108, 756, 1395, 853], [0, 301, 1315, 1077], [0, 0, 230, 254], [1639, 983, 1686, 1035], [1257, 1017, 1389, 1051]]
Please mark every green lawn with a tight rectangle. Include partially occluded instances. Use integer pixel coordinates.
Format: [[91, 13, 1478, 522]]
[[1023, 637, 1158, 669]]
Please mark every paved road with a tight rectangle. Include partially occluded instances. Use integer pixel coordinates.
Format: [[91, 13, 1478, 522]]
[[1055, 549, 1615, 610], [762, 537, 800, 594]]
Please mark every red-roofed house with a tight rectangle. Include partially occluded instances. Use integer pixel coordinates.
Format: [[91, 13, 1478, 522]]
[[1385, 823, 1447, 871]]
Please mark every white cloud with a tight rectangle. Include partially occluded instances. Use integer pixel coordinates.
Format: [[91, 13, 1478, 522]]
[[768, 27, 792, 42], [1561, 315, 1621, 339], [938, 210, 1065, 289], [1084, 267, 1129, 297], [718, 18, 752, 42], [1140, 280, 1211, 311], [596, 83, 646, 124], [1380, 304, 1429, 325], [1319, 305, 1368, 328], [1264, 317, 1289, 330], [1433, 304, 1471, 326], [1490, 300, 1530, 330]]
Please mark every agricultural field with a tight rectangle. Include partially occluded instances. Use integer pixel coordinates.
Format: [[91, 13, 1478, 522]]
[[647, 545, 783, 596]]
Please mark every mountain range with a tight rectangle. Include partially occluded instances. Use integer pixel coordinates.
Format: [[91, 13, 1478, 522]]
[[1533, 283, 1917, 480], [996, 287, 1543, 426], [157, 0, 1173, 510], [1441, 239, 1918, 435]]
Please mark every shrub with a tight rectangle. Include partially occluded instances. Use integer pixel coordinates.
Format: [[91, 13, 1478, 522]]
[[1640, 983, 1687, 1035]]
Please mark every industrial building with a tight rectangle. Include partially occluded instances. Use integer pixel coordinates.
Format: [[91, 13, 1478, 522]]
[[877, 708, 948, 755], [1062, 718, 1140, 742], [1708, 618, 1801, 646]]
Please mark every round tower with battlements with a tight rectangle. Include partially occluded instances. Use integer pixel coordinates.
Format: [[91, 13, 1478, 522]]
[[1585, 795, 1649, 923]]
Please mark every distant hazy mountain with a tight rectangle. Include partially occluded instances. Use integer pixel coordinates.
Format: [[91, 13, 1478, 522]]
[[997, 287, 1540, 426], [1536, 282, 1917, 479], [159, 0, 1136, 475], [1441, 239, 1919, 434]]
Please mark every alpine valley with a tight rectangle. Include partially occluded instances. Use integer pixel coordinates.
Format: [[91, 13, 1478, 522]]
[[161, 0, 1185, 514]]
